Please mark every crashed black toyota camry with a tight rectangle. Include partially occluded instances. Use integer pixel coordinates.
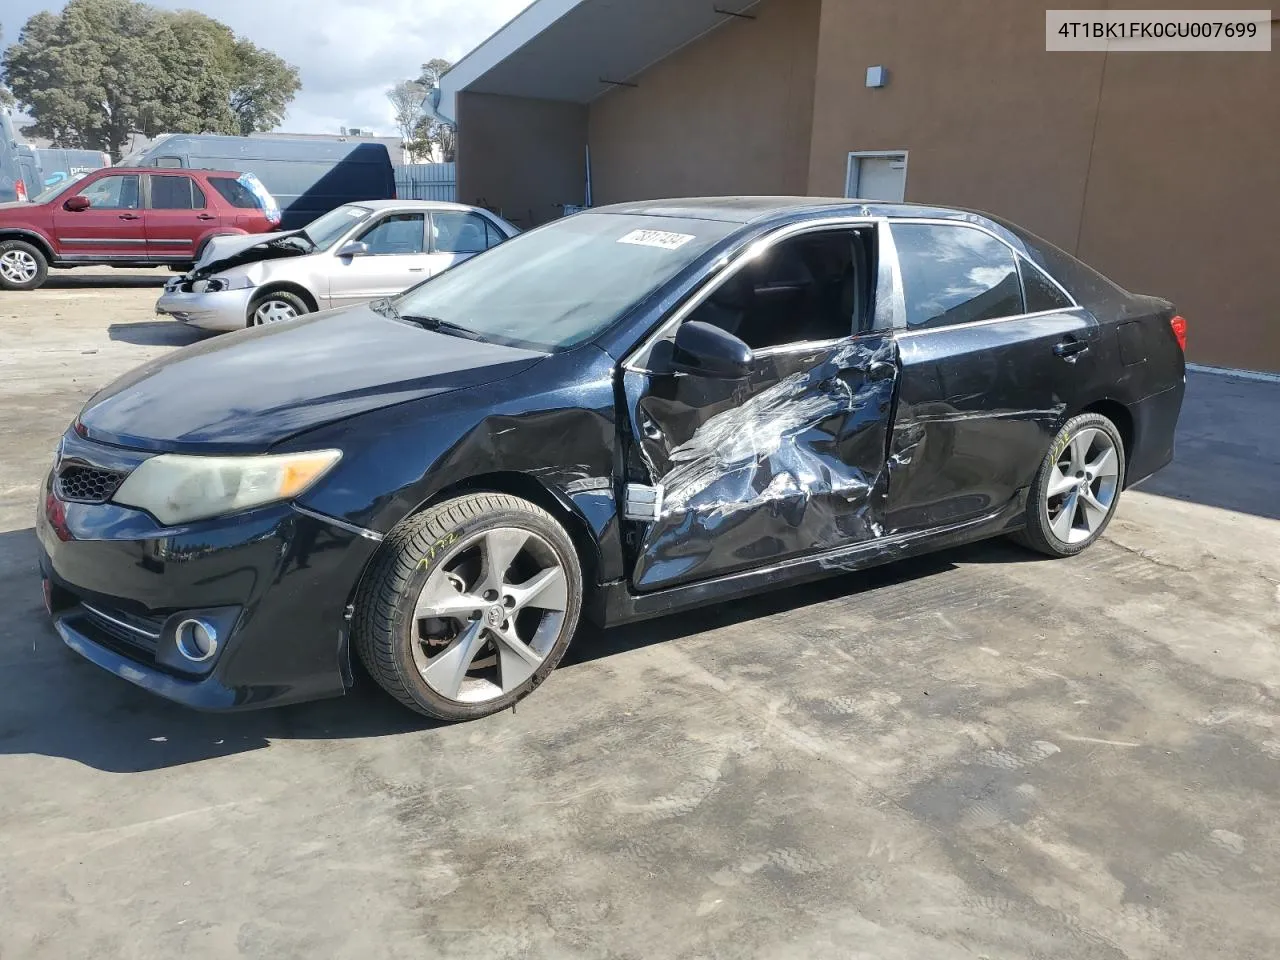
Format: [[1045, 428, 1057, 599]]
[[38, 198, 1186, 720]]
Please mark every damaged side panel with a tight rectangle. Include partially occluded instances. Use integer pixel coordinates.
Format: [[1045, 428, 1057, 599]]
[[623, 336, 899, 591], [884, 311, 1096, 531]]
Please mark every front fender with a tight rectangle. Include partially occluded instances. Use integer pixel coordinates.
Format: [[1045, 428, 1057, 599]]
[[286, 346, 625, 581], [0, 225, 55, 258]]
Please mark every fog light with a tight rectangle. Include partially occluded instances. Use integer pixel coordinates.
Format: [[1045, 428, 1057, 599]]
[[174, 618, 219, 662]]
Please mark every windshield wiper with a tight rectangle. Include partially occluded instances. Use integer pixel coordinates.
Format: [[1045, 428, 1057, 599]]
[[373, 301, 487, 342]]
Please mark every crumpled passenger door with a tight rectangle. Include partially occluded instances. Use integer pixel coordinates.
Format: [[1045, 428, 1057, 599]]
[[621, 335, 899, 592]]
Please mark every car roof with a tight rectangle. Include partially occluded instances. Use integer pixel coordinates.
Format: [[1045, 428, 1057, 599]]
[[593, 196, 1007, 224], [588, 196, 1026, 251], [347, 199, 489, 213], [104, 167, 248, 177]]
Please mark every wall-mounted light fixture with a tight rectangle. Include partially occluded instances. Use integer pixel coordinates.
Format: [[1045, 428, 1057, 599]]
[[866, 66, 888, 88]]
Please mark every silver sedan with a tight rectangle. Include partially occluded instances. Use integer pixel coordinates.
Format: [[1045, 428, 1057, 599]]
[[156, 200, 518, 332]]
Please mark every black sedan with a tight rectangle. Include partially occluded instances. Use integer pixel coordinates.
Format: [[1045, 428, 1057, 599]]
[[38, 198, 1186, 721]]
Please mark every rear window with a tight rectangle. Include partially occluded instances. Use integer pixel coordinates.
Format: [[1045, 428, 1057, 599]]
[[209, 176, 261, 208], [208, 173, 280, 224]]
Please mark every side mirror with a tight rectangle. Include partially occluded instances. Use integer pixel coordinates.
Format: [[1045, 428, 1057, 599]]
[[63, 195, 91, 212], [671, 321, 753, 379], [336, 240, 368, 258]]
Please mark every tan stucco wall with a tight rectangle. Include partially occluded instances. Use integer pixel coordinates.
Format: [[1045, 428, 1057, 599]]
[[455, 91, 588, 228], [806, 0, 1279, 372], [586, 0, 821, 204], [1074, 45, 1279, 371]]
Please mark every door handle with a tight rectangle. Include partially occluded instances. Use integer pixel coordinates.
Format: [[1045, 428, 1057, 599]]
[[1053, 338, 1090, 362], [118, 213, 140, 221], [196, 213, 216, 221]]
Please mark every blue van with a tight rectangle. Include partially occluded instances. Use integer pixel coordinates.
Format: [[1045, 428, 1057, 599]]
[[34, 147, 109, 189], [121, 134, 396, 230]]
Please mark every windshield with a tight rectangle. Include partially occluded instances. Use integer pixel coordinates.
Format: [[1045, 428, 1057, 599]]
[[392, 213, 737, 351], [302, 205, 372, 250], [30, 173, 87, 205]]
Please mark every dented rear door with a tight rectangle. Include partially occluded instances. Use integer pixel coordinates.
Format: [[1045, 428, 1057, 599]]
[[621, 334, 899, 592]]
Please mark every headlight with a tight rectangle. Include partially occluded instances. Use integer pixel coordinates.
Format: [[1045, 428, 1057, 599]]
[[112, 450, 342, 525], [191, 276, 254, 294]]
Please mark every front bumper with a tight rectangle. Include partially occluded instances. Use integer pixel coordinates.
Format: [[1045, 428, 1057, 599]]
[[156, 285, 255, 332], [37, 460, 381, 711]]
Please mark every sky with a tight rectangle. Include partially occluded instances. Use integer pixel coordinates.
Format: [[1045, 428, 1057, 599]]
[[1, 0, 534, 134]]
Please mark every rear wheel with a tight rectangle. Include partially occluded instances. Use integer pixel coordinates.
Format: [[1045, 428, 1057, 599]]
[[1015, 412, 1125, 557], [353, 493, 583, 721], [0, 240, 48, 291], [246, 290, 309, 327]]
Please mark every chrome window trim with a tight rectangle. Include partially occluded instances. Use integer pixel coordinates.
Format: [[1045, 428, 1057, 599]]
[[622, 215, 885, 373], [894, 305, 1089, 338]]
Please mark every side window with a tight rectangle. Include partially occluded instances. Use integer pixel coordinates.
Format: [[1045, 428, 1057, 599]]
[[893, 223, 1023, 330], [357, 213, 426, 255], [483, 218, 506, 249], [150, 175, 205, 210], [1021, 258, 1073, 313], [687, 229, 871, 350], [208, 176, 259, 209], [433, 211, 491, 255], [154, 156, 184, 169], [77, 174, 140, 210]]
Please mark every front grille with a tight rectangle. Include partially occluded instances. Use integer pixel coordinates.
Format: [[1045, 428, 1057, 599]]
[[79, 603, 163, 659], [56, 464, 126, 504]]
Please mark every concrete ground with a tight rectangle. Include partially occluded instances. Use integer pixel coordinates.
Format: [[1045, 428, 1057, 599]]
[[1, 270, 1278, 960]]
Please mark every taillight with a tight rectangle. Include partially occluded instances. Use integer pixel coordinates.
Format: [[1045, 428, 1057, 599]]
[[1170, 315, 1187, 352], [15, 179, 27, 202]]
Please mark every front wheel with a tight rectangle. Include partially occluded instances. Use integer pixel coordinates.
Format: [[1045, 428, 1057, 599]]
[[353, 493, 584, 721], [0, 240, 49, 291], [246, 290, 309, 327], [1015, 412, 1126, 558]]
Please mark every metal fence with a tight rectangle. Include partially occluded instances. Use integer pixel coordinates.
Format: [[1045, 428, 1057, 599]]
[[394, 162, 457, 202]]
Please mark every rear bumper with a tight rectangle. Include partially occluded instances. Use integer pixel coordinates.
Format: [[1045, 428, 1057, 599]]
[[38, 469, 381, 711], [155, 287, 253, 332], [1126, 380, 1185, 486]]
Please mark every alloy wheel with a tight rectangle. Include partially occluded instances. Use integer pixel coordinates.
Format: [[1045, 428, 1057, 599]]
[[0, 250, 39, 285], [410, 527, 569, 704], [250, 299, 300, 325], [1045, 427, 1121, 544]]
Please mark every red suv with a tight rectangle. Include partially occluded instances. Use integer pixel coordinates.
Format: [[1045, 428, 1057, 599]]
[[0, 167, 280, 291]]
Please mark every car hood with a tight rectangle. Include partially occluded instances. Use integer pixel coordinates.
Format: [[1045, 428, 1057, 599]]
[[191, 230, 312, 276], [77, 303, 547, 453], [0, 200, 34, 213]]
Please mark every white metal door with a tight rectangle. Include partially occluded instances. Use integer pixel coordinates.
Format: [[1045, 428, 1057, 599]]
[[846, 153, 908, 202]]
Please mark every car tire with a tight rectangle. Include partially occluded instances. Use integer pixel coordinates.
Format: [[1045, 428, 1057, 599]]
[[0, 239, 49, 291], [353, 493, 584, 721], [246, 290, 310, 327], [1014, 412, 1126, 558]]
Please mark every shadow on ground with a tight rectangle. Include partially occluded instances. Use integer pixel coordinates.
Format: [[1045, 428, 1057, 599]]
[[42, 273, 169, 290], [0, 521, 1043, 774], [107, 321, 211, 347]]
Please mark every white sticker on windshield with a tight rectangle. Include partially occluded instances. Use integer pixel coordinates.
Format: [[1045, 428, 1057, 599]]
[[617, 229, 696, 251]]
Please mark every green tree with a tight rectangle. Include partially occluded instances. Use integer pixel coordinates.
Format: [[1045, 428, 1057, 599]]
[[224, 37, 300, 137], [2, 0, 299, 160], [0, 29, 14, 107]]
